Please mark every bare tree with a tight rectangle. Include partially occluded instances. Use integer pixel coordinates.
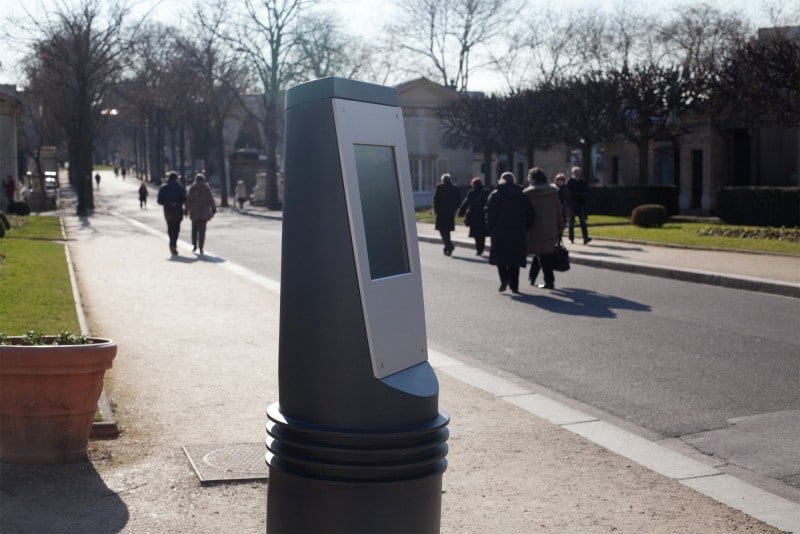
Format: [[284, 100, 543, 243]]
[[179, 2, 249, 206], [388, 0, 521, 91], [122, 23, 182, 184], [21, 0, 133, 215], [613, 63, 699, 184], [549, 72, 620, 181], [209, 0, 312, 209], [657, 3, 750, 78], [292, 11, 372, 80], [759, 0, 800, 26], [711, 31, 800, 129], [438, 93, 506, 185], [496, 7, 595, 89]]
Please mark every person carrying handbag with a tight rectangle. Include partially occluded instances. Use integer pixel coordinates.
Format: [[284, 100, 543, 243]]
[[523, 167, 565, 289]]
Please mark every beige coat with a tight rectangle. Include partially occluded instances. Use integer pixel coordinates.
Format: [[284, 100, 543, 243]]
[[523, 183, 564, 255]]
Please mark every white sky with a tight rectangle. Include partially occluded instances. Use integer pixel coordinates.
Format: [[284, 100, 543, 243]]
[[0, 0, 789, 92]]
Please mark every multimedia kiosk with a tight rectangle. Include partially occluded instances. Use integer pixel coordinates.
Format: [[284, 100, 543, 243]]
[[266, 77, 449, 533]]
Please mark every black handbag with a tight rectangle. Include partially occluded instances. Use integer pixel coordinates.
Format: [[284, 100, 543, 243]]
[[552, 238, 570, 272]]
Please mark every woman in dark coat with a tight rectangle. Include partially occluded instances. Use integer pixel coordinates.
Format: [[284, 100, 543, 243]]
[[432, 173, 461, 256], [485, 172, 534, 293], [458, 177, 490, 255]]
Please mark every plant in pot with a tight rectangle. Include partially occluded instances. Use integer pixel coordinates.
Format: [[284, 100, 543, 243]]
[[0, 330, 117, 464]]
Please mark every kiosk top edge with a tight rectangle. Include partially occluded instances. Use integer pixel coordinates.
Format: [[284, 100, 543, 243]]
[[285, 77, 399, 110]]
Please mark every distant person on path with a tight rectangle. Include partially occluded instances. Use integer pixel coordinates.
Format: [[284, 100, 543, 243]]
[[234, 180, 247, 210], [524, 168, 565, 289], [157, 172, 187, 255], [138, 181, 149, 209], [432, 173, 460, 256], [94, 173, 101, 190], [458, 177, 490, 255], [185, 173, 216, 255], [121, 167, 127, 180], [486, 172, 534, 293], [554, 172, 570, 225], [567, 165, 591, 244], [3, 175, 15, 209]]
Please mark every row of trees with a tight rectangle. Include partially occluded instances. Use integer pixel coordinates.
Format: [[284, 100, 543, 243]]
[[440, 30, 800, 187], [6, 0, 799, 214]]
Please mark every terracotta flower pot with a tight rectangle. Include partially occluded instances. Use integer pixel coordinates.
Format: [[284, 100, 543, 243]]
[[0, 337, 117, 464]]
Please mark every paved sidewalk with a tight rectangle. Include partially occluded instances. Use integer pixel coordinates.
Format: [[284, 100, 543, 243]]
[[1, 174, 797, 533]]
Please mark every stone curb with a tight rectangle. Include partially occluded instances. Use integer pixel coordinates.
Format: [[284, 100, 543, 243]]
[[416, 234, 800, 299]]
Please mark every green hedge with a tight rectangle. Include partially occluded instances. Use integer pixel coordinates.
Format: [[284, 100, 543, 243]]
[[716, 187, 799, 227], [588, 185, 679, 216]]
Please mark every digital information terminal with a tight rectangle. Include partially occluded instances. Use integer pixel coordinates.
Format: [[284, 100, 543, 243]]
[[265, 77, 449, 534]]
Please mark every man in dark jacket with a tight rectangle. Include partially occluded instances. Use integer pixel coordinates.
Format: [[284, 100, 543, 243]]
[[432, 173, 461, 256], [566, 166, 592, 245], [486, 172, 534, 293], [157, 172, 187, 255]]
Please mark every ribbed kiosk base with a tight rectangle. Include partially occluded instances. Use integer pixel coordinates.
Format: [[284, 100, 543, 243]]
[[265, 403, 449, 534]]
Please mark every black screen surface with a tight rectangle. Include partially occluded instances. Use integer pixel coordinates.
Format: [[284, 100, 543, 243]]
[[353, 144, 410, 279]]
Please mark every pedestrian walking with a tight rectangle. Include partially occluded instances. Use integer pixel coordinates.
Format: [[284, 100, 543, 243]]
[[185, 173, 216, 255], [138, 181, 149, 209], [3, 175, 15, 210], [554, 172, 570, 225], [432, 173, 460, 256], [234, 180, 248, 210], [486, 172, 534, 293], [524, 168, 565, 289], [567, 166, 591, 244], [94, 173, 101, 190], [157, 172, 186, 255], [458, 177, 490, 255]]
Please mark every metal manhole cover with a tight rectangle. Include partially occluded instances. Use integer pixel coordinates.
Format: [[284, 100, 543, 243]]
[[183, 443, 268, 483]]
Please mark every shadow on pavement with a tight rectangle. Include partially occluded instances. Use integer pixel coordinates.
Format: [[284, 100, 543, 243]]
[[509, 287, 652, 318], [0, 460, 129, 533]]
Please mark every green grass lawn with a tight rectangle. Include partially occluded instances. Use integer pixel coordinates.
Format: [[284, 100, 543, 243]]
[[417, 210, 800, 255], [0, 215, 81, 335]]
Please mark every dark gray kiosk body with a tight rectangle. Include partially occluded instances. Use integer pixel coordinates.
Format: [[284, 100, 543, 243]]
[[266, 77, 449, 533]]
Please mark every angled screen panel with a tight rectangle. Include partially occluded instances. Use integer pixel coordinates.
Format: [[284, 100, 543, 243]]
[[333, 99, 427, 379]]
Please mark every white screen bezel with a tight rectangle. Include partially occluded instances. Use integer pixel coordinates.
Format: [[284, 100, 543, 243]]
[[332, 98, 428, 379]]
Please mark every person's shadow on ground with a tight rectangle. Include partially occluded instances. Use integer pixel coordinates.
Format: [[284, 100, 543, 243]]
[[168, 253, 225, 264], [509, 287, 651, 318]]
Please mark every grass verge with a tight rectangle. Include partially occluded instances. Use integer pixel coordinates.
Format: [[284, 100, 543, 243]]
[[416, 210, 800, 255], [0, 215, 80, 335]]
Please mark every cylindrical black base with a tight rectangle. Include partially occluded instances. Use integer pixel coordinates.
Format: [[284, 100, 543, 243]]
[[267, 465, 444, 533], [265, 403, 449, 533]]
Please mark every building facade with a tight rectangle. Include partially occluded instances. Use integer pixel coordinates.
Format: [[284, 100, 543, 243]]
[[0, 85, 21, 211]]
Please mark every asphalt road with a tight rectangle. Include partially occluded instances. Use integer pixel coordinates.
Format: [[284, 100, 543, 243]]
[[102, 179, 800, 502]]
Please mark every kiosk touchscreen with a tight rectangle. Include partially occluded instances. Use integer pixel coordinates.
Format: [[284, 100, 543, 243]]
[[335, 99, 427, 379]]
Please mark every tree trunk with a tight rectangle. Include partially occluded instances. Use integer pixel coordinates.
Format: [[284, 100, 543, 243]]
[[179, 124, 186, 185], [215, 119, 229, 207]]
